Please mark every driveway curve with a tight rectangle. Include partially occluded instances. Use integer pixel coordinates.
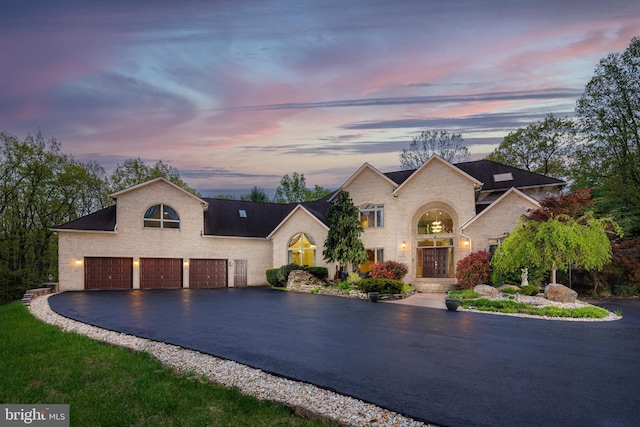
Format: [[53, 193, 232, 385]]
[[49, 288, 640, 427]]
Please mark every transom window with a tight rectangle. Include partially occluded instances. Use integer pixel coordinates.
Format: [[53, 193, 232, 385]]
[[417, 210, 453, 234], [144, 204, 180, 229], [287, 233, 316, 266], [360, 204, 384, 228]]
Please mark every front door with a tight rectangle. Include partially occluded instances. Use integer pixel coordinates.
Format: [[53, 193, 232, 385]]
[[421, 248, 449, 278]]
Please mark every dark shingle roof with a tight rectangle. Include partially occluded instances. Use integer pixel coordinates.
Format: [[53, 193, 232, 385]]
[[384, 159, 565, 191], [54, 205, 117, 232], [202, 197, 331, 238]]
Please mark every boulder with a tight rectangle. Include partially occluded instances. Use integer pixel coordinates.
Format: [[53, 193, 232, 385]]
[[287, 270, 325, 293], [474, 284, 499, 296], [544, 283, 578, 303]]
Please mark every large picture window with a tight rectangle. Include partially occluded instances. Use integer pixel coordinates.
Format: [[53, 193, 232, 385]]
[[287, 233, 316, 266], [360, 204, 384, 228], [360, 248, 384, 273], [144, 204, 180, 229]]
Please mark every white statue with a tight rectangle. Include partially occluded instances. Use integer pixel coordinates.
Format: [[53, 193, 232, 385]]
[[521, 267, 529, 287]]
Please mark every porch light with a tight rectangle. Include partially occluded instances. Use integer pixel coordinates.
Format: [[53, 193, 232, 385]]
[[183, 260, 189, 267], [75, 259, 82, 266], [133, 260, 139, 267], [402, 241, 407, 248]]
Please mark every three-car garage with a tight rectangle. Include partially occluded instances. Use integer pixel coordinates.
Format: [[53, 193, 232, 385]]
[[84, 257, 232, 289]]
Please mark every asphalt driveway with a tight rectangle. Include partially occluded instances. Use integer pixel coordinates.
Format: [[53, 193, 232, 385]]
[[49, 288, 640, 427]]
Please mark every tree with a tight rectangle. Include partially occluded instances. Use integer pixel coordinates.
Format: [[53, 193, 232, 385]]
[[322, 191, 367, 271], [492, 213, 621, 285], [273, 172, 331, 203], [240, 186, 270, 202], [399, 130, 469, 169], [575, 36, 640, 237], [0, 131, 109, 304], [487, 114, 577, 179], [109, 158, 199, 195]]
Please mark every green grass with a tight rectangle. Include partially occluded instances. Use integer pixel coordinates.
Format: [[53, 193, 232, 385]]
[[459, 298, 611, 318], [447, 289, 480, 299], [0, 302, 333, 427]]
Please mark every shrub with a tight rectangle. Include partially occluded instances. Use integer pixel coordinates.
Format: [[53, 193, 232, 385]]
[[276, 263, 303, 286], [455, 251, 492, 289], [304, 266, 329, 280], [613, 285, 638, 297], [519, 284, 540, 296], [266, 268, 280, 287], [347, 272, 361, 285], [367, 261, 408, 280], [357, 278, 404, 294]]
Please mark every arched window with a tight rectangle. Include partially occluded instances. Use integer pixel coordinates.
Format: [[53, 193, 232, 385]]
[[417, 209, 453, 235], [144, 204, 180, 229], [287, 233, 316, 266]]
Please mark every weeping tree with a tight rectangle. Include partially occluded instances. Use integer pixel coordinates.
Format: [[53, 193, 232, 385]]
[[492, 213, 621, 284], [322, 191, 367, 273]]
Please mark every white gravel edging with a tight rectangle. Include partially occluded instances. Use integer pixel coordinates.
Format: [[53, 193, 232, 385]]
[[28, 294, 433, 427]]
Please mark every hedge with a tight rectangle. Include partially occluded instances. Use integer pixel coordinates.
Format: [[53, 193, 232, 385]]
[[357, 278, 404, 294]]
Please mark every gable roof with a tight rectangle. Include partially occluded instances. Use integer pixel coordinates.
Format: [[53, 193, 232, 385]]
[[53, 205, 117, 232], [383, 158, 565, 192], [203, 197, 331, 238], [461, 187, 540, 230], [329, 162, 397, 202], [391, 155, 482, 195], [111, 177, 208, 206]]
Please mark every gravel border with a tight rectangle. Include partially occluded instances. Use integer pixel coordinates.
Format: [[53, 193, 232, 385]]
[[28, 295, 434, 427]]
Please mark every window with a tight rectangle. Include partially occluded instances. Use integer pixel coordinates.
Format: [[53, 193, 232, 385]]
[[360, 248, 384, 273], [239, 209, 247, 218], [287, 233, 316, 266], [488, 238, 502, 255], [360, 204, 384, 228], [417, 209, 453, 234], [144, 204, 180, 229]]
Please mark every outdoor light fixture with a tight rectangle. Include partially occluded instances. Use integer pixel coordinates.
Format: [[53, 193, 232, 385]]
[[133, 260, 139, 267], [75, 259, 82, 266], [402, 241, 407, 248], [183, 260, 189, 267]]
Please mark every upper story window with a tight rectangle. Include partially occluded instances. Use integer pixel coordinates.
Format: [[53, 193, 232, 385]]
[[360, 204, 384, 228], [417, 209, 453, 234], [144, 204, 180, 229]]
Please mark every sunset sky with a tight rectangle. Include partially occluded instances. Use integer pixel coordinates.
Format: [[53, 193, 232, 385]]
[[2, 0, 639, 196]]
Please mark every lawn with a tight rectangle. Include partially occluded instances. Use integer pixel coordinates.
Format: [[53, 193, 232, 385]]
[[0, 302, 332, 427]]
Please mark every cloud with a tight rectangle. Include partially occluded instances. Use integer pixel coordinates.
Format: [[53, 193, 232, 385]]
[[225, 88, 583, 112]]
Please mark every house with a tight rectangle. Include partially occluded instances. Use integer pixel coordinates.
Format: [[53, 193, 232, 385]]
[[54, 155, 565, 292]]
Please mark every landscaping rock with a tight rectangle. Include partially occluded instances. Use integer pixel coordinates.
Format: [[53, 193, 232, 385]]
[[474, 284, 499, 296], [287, 270, 325, 293], [544, 283, 578, 303], [498, 285, 520, 292]]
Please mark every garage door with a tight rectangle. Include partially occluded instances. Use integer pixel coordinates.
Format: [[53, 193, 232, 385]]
[[189, 259, 227, 288], [85, 257, 133, 289], [140, 258, 183, 289]]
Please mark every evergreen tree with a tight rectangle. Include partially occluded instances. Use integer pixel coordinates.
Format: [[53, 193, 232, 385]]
[[322, 191, 367, 272]]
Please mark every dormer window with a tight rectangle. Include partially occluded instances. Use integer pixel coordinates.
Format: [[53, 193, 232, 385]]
[[144, 204, 180, 229]]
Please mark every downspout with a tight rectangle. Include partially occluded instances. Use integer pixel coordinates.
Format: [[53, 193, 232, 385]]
[[395, 194, 399, 261], [460, 216, 474, 253]]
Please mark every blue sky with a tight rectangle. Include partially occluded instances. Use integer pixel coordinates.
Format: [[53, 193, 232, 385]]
[[1, 0, 639, 196]]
